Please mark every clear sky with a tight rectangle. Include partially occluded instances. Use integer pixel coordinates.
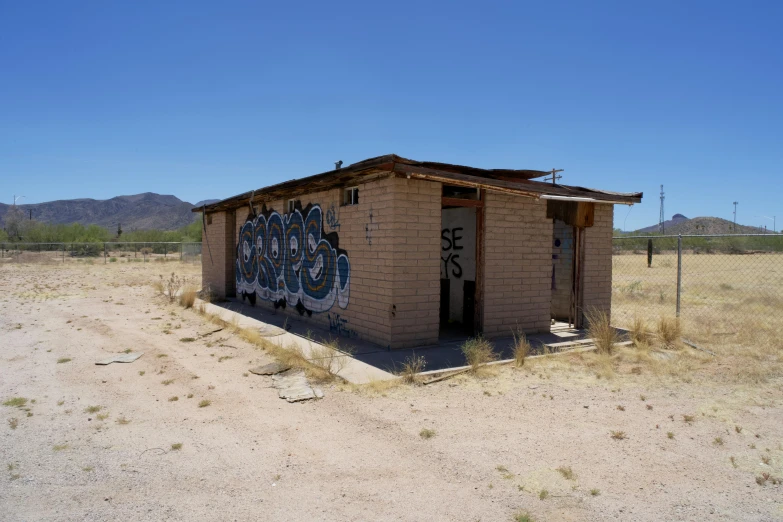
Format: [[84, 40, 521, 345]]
[[1, 1, 781, 231]]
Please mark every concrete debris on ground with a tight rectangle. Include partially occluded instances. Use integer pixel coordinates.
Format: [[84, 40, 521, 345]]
[[95, 353, 144, 365], [271, 371, 324, 402], [257, 325, 286, 337], [249, 362, 291, 375]]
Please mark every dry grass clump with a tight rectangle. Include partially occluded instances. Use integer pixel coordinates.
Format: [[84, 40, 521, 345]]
[[461, 336, 497, 371], [586, 308, 619, 355], [178, 285, 198, 309], [419, 428, 436, 439], [629, 316, 651, 347], [656, 317, 682, 348], [512, 330, 531, 367], [399, 354, 426, 384]]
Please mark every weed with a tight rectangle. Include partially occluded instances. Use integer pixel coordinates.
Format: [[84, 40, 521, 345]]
[[8, 418, 18, 430], [667, 432, 675, 439], [84, 405, 102, 414], [179, 337, 196, 343], [170, 443, 183, 451], [656, 316, 682, 347], [156, 354, 168, 358], [735, 425, 742, 434], [714, 437, 724, 446], [639, 395, 646, 401], [539, 489, 549, 500], [629, 316, 651, 346], [53, 444, 68, 451], [513, 512, 534, 522], [82, 466, 94, 472], [683, 414, 695, 423], [116, 417, 130, 425], [3, 397, 28, 408], [761, 455, 771, 465], [57, 357, 72, 364], [178, 285, 198, 309], [109, 257, 117, 262], [399, 354, 426, 385], [162, 379, 174, 386], [96, 413, 109, 421], [730, 456, 737, 468], [590, 488, 601, 496], [139, 371, 145, 376], [512, 329, 531, 367], [586, 308, 619, 355], [198, 400, 211, 408], [616, 405, 625, 411], [556, 466, 576, 480], [218, 356, 233, 363], [187, 394, 193, 399], [168, 396, 179, 402], [461, 336, 497, 371], [419, 428, 436, 439], [611, 431, 627, 440]]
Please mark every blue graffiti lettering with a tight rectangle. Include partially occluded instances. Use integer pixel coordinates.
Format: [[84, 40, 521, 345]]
[[236, 203, 350, 314]]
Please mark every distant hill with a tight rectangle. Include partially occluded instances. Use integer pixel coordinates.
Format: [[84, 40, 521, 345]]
[[635, 214, 768, 235], [0, 193, 208, 231]]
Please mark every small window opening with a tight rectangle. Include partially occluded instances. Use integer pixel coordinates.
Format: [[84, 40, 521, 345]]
[[343, 187, 359, 206], [287, 199, 296, 213]]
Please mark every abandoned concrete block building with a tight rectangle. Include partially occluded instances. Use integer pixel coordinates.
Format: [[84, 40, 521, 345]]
[[196, 155, 642, 349]]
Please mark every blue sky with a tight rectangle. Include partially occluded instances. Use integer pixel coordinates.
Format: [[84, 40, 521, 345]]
[[1, 1, 781, 231]]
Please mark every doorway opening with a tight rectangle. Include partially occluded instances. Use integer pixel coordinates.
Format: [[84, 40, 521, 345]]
[[440, 185, 481, 340], [547, 200, 593, 329]]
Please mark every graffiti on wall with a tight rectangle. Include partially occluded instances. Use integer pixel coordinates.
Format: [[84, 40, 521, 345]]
[[325, 204, 340, 231], [235, 203, 350, 316]]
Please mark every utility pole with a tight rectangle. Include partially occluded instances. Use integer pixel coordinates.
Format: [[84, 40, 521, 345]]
[[549, 169, 563, 185], [733, 201, 738, 232], [659, 185, 665, 234]]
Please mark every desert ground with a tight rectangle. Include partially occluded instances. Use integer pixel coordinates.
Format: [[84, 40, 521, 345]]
[[1, 256, 782, 521]]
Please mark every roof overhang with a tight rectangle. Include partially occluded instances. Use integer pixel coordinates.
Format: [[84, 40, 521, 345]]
[[193, 154, 642, 213]]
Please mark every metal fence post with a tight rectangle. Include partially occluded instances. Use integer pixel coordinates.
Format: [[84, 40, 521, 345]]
[[676, 234, 682, 318], [104, 243, 107, 263], [180, 242, 183, 261]]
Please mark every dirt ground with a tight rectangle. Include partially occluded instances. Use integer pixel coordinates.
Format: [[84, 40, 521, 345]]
[[1, 260, 782, 521]]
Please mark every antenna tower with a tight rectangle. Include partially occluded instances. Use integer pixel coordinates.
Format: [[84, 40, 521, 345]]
[[658, 185, 665, 234]]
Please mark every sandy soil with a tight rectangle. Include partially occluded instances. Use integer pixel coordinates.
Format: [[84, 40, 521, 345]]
[[1, 260, 782, 521]]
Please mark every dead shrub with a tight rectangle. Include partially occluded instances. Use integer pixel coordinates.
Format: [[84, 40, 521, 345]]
[[657, 316, 682, 348], [399, 355, 426, 384], [512, 330, 531, 367], [178, 285, 198, 309], [586, 308, 619, 355], [461, 336, 497, 371]]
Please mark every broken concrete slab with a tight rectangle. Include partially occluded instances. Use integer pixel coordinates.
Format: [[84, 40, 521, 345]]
[[257, 325, 286, 337], [95, 353, 143, 365], [271, 371, 323, 402], [249, 362, 291, 375]]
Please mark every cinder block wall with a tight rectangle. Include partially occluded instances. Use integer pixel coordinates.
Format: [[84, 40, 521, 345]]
[[231, 179, 396, 347], [387, 178, 441, 348], [482, 192, 553, 337], [581, 204, 614, 322], [227, 175, 441, 349], [201, 210, 236, 299]]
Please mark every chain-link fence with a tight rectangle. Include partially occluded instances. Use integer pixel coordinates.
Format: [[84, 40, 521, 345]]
[[0, 242, 202, 264], [612, 234, 783, 337]]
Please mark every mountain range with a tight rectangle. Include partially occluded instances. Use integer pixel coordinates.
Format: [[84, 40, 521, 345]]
[[0, 193, 220, 231], [634, 214, 772, 235]]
